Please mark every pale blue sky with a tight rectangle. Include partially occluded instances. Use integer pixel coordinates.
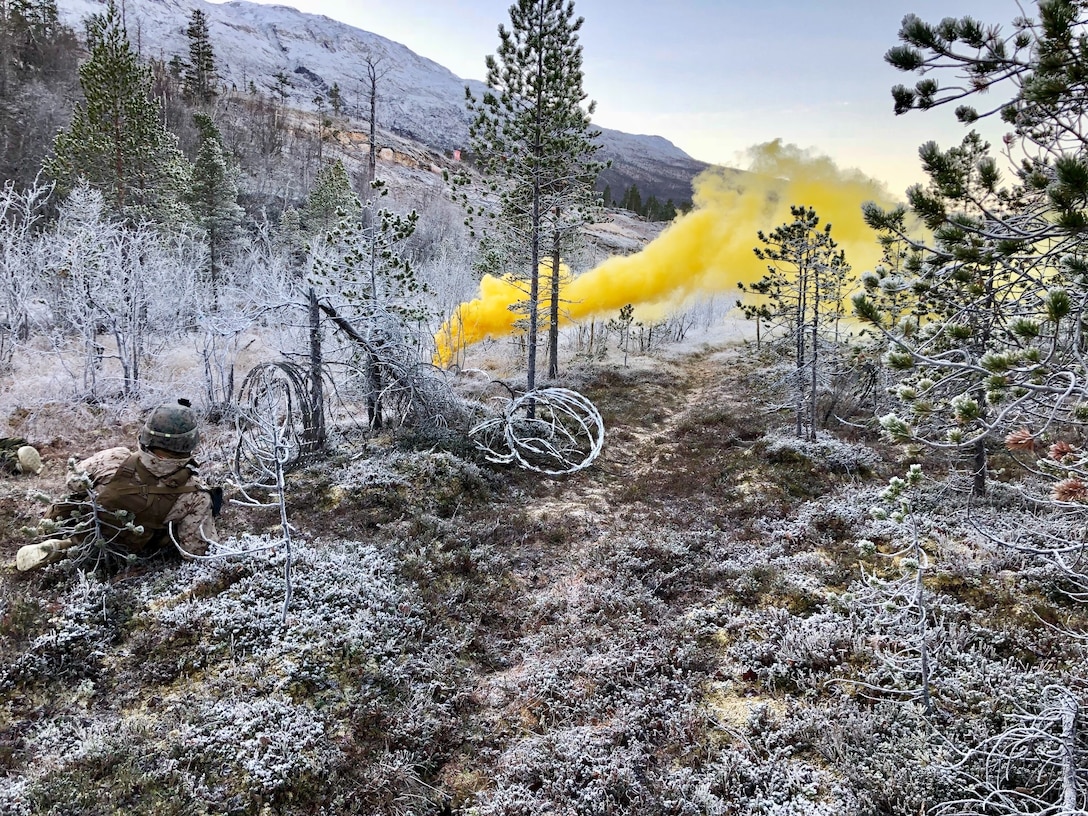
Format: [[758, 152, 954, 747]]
[[224, 0, 1016, 195]]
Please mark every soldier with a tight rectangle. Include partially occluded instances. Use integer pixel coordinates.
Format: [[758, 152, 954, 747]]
[[16, 399, 221, 572]]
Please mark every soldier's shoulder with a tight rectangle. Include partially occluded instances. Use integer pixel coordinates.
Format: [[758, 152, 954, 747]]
[[186, 469, 211, 490], [80, 446, 132, 467]]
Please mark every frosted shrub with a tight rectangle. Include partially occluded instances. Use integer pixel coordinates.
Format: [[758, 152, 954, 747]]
[[813, 701, 961, 815], [0, 780, 30, 816], [837, 569, 947, 711], [652, 751, 857, 816], [837, 560, 1066, 723], [381, 448, 497, 499], [506, 610, 701, 738], [725, 606, 854, 692], [930, 684, 1088, 816], [139, 537, 423, 680], [25, 714, 111, 767], [330, 447, 499, 517], [176, 695, 335, 796], [751, 487, 871, 552], [330, 452, 413, 490], [642, 704, 861, 816], [962, 485, 1088, 598], [935, 641, 1067, 723], [476, 713, 848, 816], [475, 724, 657, 815], [591, 528, 712, 600], [392, 448, 475, 478], [760, 430, 881, 475], [0, 573, 118, 691], [713, 542, 834, 612], [9, 713, 200, 812], [2, 535, 439, 812], [9, 701, 334, 810]]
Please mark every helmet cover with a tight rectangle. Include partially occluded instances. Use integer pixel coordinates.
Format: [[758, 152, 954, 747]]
[[140, 400, 199, 453]]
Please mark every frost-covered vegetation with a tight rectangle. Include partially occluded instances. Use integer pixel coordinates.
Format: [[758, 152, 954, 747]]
[[6, 343, 1088, 815], [5, 0, 1088, 813]]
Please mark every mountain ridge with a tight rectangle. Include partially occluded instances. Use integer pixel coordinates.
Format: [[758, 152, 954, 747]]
[[55, 0, 710, 206]]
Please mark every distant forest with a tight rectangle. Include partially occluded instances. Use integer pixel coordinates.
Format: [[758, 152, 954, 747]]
[[600, 182, 687, 222]]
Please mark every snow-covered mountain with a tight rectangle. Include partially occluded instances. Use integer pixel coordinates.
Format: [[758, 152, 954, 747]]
[[55, 0, 709, 205]]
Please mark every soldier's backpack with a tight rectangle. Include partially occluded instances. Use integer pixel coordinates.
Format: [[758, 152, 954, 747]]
[[50, 453, 201, 553]]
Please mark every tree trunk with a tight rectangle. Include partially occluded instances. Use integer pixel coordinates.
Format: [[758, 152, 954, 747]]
[[1059, 691, 1079, 814], [794, 248, 807, 439], [809, 264, 819, 441], [547, 222, 561, 379], [971, 436, 987, 497], [527, 209, 539, 409], [913, 527, 933, 717], [366, 345, 383, 431], [208, 221, 220, 312], [366, 60, 378, 196], [524, 156, 540, 418], [307, 287, 326, 449]]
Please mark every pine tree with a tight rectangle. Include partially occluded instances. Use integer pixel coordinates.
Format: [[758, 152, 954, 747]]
[[328, 82, 343, 116], [309, 190, 427, 326], [1, 5, 67, 85], [0, 0, 79, 189], [859, 132, 1014, 496], [739, 205, 852, 440], [857, 1, 1088, 500], [45, 0, 190, 224], [272, 71, 290, 105], [303, 166, 428, 430], [294, 161, 364, 445], [457, 0, 604, 389], [182, 8, 217, 104], [188, 113, 243, 309], [302, 158, 361, 234]]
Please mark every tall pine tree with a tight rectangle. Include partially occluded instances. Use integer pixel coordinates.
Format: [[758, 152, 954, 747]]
[[182, 8, 217, 104], [857, 2, 1088, 500], [739, 205, 852, 440], [302, 158, 361, 234], [188, 112, 242, 309], [458, 0, 603, 388], [46, 0, 190, 224]]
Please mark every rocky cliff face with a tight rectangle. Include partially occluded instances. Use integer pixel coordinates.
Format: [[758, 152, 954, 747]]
[[57, 0, 710, 206]]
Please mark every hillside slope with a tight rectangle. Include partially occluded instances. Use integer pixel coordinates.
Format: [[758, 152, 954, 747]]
[[0, 342, 1084, 814], [55, 0, 711, 208]]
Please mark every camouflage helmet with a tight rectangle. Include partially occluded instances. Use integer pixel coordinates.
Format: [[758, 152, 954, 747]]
[[139, 399, 200, 454]]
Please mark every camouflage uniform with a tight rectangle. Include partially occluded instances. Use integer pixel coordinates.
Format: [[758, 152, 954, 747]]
[[16, 399, 217, 572], [69, 446, 218, 558]]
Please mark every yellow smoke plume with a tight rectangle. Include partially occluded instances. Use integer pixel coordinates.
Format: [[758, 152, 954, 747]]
[[435, 140, 902, 365]]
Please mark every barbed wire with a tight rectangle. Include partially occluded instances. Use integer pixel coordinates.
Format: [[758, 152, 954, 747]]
[[234, 362, 320, 482], [469, 387, 605, 475]]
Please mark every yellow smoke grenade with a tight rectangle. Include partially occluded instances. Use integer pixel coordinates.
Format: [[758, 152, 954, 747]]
[[435, 140, 902, 366]]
